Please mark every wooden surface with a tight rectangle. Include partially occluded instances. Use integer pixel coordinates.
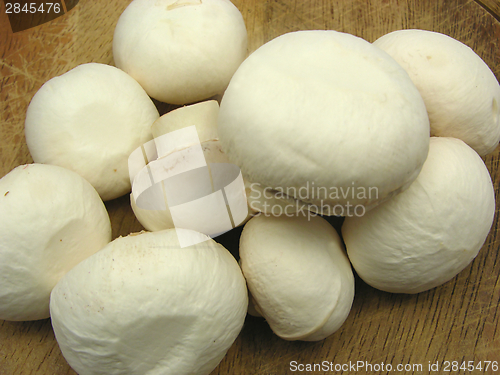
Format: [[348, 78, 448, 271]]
[[1, 0, 500, 374]]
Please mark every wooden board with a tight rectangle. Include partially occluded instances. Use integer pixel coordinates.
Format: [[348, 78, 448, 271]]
[[1, 0, 500, 374]]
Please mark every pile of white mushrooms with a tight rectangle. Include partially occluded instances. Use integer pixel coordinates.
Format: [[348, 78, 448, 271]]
[[1, 0, 499, 374]]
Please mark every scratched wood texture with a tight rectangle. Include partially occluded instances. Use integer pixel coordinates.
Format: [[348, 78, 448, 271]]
[[1, 0, 500, 374]]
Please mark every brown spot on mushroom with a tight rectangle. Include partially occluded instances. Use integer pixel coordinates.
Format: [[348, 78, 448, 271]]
[[492, 98, 498, 125], [113, 169, 117, 172], [129, 230, 148, 237], [167, 0, 202, 11], [4, 191, 9, 196]]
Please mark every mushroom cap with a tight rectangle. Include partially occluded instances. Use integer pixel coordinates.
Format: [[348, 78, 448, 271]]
[[373, 29, 500, 156], [218, 30, 430, 212], [239, 214, 354, 341], [50, 229, 248, 375], [151, 100, 220, 143], [131, 140, 232, 231], [342, 137, 496, 294], [24, 63, 159, 201], [112, 0, 248, 105], [131, 100, 250, 232], [132, 100, 236, 231], [0, 164, 111, 321]]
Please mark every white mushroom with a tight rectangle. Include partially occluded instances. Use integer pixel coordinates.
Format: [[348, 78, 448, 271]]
[[0, 163, 111, 321], [239, 214, 354, 341], [50, 229, 248, 375], [113, 0, 248, 105], [25, 62, 159, 201], [130, 100, 250, 234], [131, 101, 221, 232], [130, 140, 233, 231], [373, 29, 500, 156], [151, 100, 220, 142], [342, 137, 495, 294], [218, 30, 430, 214]]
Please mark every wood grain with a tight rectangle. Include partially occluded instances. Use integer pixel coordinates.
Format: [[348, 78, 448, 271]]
[[1, 0, 500, 374]]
